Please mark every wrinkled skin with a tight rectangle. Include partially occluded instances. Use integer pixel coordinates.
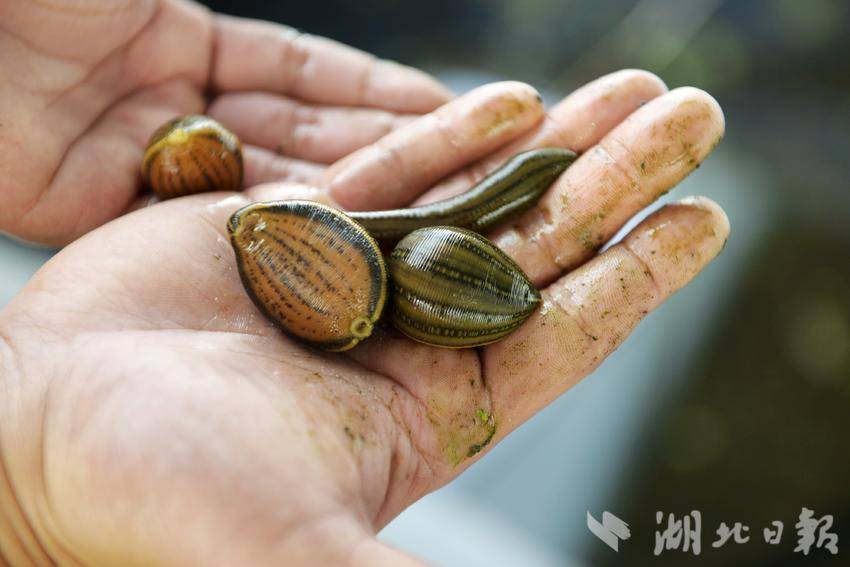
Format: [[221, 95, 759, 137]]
[[0, 2, 730, 565], [0, 0, 451, 246]]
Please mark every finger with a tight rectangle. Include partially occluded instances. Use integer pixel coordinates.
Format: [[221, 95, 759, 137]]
[[208, 92, 415, 164], [242, 182, 335, 205], [242, 145, 326, 187], [491, 87, 725, 286], [414, 69, 668, 204], [483, 196, 730, 436], [211, 15, 452, 113], [322, 81, 545, 211]]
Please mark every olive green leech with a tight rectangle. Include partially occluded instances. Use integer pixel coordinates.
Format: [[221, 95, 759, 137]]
[[389, 226, 541, 348], [348, 147, 576, 240]]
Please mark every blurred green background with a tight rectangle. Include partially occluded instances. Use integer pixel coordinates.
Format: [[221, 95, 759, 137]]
[[3, 0, 847, 565]]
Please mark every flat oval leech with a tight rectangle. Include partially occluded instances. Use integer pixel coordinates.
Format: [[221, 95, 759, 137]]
[[348, 147, 576, 240], [389, 226, 541, 348], [228, 200, 387, 352]]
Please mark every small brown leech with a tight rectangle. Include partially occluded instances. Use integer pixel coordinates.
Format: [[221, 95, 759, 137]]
[[228, 200, 387, 352], [142, 115, 243, 200]]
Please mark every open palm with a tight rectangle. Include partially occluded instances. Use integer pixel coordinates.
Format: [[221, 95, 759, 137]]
[[0, 0, 451, 246], [0, 72, 728, 565]]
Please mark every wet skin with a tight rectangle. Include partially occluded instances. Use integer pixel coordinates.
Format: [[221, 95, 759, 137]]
[[0, 3, 727, 564]]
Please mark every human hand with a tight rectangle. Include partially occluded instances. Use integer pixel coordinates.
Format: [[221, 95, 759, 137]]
[[0, 0, 451, 246], [0, 71, 728, 565]]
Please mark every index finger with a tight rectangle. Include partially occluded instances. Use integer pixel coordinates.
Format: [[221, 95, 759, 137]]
[[322, 82, 545, 210], [414, 69, 668, 204], [211, 15, 453, 113]]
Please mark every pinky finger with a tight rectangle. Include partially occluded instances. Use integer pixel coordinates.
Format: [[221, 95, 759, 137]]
[[483, 196, 730, 435]]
